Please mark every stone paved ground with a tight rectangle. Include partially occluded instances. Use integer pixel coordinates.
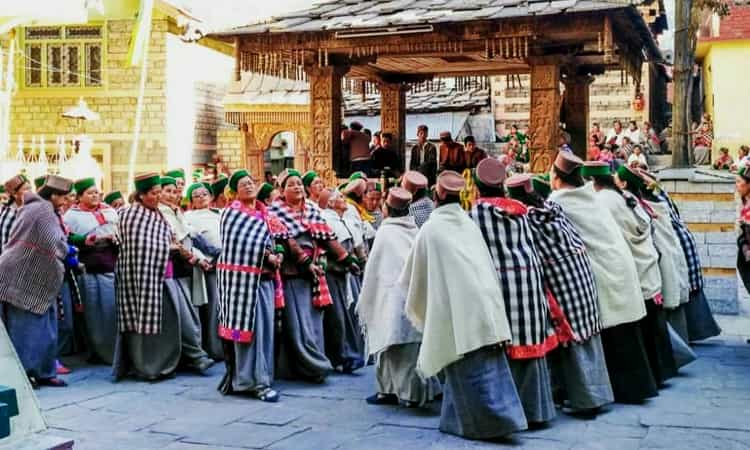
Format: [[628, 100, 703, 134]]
[[37, 336, 750, 450]]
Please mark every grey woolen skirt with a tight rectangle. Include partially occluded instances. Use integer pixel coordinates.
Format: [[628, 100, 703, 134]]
[[323, 272, 365, 371], [201, 271, 224, 361], [440, 345, 528, 440], [547, 335, 614, 410], [684, 289, 721, 342], [79, 272, 117, 365], [508, 356, 556, 424], [276, 277, 332, 381], [219, 279, 276, 394], [2, 301, 58, 380], [376, 343, 441, 406]]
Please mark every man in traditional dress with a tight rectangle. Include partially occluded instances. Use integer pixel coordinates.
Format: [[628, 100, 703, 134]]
[[438, 131, 466, 174], [401, 171, 433, 228], [343, 178, 377, 247], [365, 180, 384, 230], [507, 173, 614, 415], [103, 191, 126, 209], [184, 181, 223, 361], [462, 135, 488, 170], [342, 121, 372, 178], [469, 158, 558, 425], [113, 173, 214, 381], [399, 170, 527, 439], [549, 153, 655, 404], [63, 177, 119, 365], [0, 175, 31, 256], [0, 175, 73, 388], [409, 125, 438, 186], [371, 132, 403, 180], [358, 187, 441, 407]]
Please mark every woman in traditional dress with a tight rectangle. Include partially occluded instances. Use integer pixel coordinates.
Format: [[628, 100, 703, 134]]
[[319, 188, 366, 374], [113, 173, 214, 381], [63, 177, 119, 365], [587, 164, 679, 384], [737, 166, 750, 296], [211, 174, 229, 209], [640, 171, 721, 342], [616, 166, 692, 373], [0, 175, 73, 388], [548, 152, 657, 404], [0, 175, 31, 255], [270, 169, 357, 383], [470, 159, 559, 425], [507, 173, 614, 414], [302, 170, 325, 205], [103, 191, 126, 209], [159, 177, 215, 362], [217, 169, 288, 402], [184, 181, 223, 360]]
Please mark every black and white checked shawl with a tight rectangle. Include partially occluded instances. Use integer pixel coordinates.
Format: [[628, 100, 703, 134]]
[[115, 203, 171, 335], [526, 201, 601, 342], [217, 201, 288, 343], [470, 199, 556, 354], [0, 203, 16, 256], [269, 199, 337, 241], [408, 196, 434, 228], [656, 190, 704, 292]]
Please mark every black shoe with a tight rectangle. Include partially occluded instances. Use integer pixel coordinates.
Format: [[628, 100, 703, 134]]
[[366, 393, 399, 405], [37, 377, 68, 388]]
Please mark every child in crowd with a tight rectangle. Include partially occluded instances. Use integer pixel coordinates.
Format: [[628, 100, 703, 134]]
[[628, 145, 648, 169], [712, 147, 733, 170]]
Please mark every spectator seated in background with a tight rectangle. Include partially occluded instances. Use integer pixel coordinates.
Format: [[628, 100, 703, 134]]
[[731, 145, 750, 172], [588, 137, 601, 161], [692, 121, 713, 165], [712, 147, 733, 171], [598, 144, 615, 168], [627, 145, 648, 169]]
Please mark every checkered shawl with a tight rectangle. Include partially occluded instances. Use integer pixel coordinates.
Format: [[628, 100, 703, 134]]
[[115, 203, 171, 335], [470, 198, 558, 358], [217, 201, 288, 343], [526, 201, 601, 342], [656, 190, 704, 291], [408, 196, 434, 228], [269, 199, 335, 307], [0, 203, 17, 256]]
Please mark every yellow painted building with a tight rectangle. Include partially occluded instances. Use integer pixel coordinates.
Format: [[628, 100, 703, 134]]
[[0, 0, 234, 192], [696, 5, 750, 158]]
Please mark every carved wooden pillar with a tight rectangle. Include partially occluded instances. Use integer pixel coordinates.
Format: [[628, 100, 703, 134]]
[[233, 37, 241, 82], [379, 82, 407, 170], [529, 64, 562, 173], [562, 75, 594, 160], [242, 123, 264, 176], [306, 65, 348, 184]]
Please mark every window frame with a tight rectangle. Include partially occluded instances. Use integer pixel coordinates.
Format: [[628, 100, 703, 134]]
[[19, 23, 107, 90]]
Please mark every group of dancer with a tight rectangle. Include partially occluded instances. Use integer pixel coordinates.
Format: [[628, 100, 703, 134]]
[[0, 150, 722, 440]]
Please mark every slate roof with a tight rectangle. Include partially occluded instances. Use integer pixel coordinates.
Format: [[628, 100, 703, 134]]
[[223, 72, 490, 114], [214, 0, 639, 35]]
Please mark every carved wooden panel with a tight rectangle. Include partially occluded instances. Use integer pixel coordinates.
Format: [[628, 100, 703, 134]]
[[529, 64, 561, 173], [379, 83, 407, 166], [306, 65, 347, 185]]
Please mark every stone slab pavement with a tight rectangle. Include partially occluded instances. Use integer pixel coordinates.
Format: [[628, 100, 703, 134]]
[[34, 336, 750, 450]]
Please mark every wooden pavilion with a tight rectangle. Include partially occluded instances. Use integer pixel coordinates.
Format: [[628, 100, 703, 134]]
[[210, 0, 661, 182]]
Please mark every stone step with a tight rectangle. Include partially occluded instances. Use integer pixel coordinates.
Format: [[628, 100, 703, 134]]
[[0, 403, 9, 439]]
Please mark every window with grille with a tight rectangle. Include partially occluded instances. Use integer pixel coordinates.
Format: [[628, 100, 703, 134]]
[[22, 25, 104, 88]]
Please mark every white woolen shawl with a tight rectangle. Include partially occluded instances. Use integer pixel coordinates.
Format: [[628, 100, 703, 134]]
[[63, 206, 119, 237], [646, 200, 690, 308], [159, 203, 208, 306], [356, 216, 423, 355], [596, 188, 662, 301], [184, 208, 221, 250], [399, 203, 512, 378], [550, 184, 646, 329]]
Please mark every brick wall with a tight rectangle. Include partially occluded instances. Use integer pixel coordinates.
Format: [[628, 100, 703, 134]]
[[193, 81, 228, 163], [8, 19, 169, 193]]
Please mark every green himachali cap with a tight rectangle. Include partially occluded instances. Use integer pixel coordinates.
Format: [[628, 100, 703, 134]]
[[229, 169, 250, 192], [211, 174, 228, 197], [164, 168, 185, 180], [34, 175, 47, 190], [580, 162, 611, 178], [531, 175, 551, 199], [302, 170, 319, 187], [134, 173, 161, 193], [257, 182, 274, 201], [616, 165, 644, 190], [103, 191, 123, 205], [74, 177, 96, 194], [186, 182, 212, 200], [160, 176, 177, 187]]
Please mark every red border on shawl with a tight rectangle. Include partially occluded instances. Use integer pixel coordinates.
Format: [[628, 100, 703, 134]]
[[218, 326, 254, 343]]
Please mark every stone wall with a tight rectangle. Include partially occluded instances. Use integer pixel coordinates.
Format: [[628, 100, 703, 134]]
[[659, 169, 741, 315], [216, 127, 243, 171], [492, 69, 645, 135], [193, 81, 228, 164], [9, 19, 170, 193]]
